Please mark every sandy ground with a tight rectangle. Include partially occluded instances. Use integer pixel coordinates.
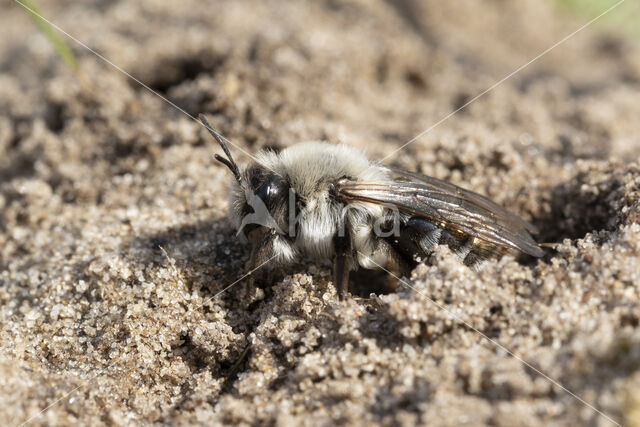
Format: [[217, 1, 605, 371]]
[[1, 0, 640, 425]]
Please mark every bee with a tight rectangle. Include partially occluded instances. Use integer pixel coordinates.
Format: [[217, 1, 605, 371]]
[[200, 115, 543, 300]]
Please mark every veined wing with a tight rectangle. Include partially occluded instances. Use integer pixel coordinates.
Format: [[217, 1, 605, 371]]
[[337, 167, 544, 257]]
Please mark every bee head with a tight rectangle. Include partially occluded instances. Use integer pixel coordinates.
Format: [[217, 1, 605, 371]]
[[238, 165, 292, 237], [199, 114, 292, 238]]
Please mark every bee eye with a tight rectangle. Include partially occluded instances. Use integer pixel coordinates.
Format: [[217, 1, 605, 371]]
[[255, 175, 288, 209]]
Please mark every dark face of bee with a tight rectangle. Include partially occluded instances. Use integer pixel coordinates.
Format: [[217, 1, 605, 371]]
[[240, 165, 292, 237]]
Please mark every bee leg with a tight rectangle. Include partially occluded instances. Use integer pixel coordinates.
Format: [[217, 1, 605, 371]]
[[245, 230, 277, 286], [333, 230, 352, 300], [245, 244, 261, 287]]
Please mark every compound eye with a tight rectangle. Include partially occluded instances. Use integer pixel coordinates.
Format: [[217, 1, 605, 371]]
[[255, 175, 287, 208]]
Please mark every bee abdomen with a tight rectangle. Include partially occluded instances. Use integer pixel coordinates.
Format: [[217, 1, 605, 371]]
[[439, 229, 504, 268], [462, 239, 505, 268], [438, 229, 470, 257], [415, 219, 441, 254], [388, 217, 503, 268], [386, 217, 440, 263]]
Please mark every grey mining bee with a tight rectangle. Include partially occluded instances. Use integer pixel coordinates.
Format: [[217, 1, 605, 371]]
[[200, 115, 543, 300]]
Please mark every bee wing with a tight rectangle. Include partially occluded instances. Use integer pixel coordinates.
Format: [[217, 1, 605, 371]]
[[337, 167, 544, 257]]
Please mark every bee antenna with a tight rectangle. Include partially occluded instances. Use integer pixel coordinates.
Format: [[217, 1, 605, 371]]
[[199, 114, 242, 184]]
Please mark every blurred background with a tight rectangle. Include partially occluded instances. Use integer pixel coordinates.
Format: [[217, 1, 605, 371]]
[[1, 0, 639, 166]]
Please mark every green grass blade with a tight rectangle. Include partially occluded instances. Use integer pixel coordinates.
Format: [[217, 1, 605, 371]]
[[20, 0, 79, 71]]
